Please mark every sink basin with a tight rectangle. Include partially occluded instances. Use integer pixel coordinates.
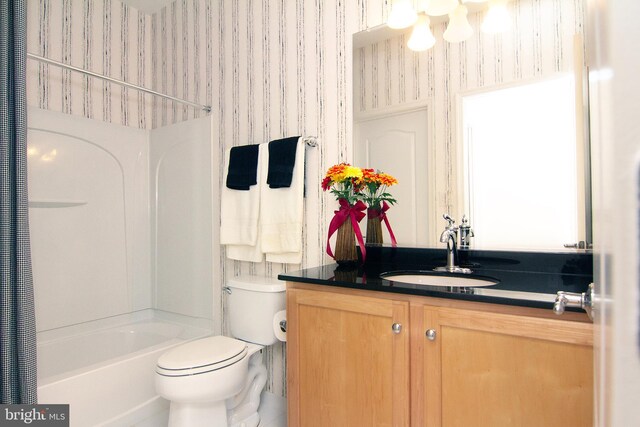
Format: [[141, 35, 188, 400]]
[[380, 271, 499, 288]]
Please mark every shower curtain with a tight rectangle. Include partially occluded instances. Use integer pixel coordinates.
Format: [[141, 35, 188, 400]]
[[0, 0, 37, 404]]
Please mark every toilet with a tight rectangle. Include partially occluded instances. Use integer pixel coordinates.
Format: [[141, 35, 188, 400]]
[[155, 275, 286, 427]]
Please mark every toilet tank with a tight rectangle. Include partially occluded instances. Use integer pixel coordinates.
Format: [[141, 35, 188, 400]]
[[226, 275, 286, 346]]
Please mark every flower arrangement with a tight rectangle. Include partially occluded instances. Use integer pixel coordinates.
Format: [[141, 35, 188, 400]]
[[360, 169, 399, 246], [360, 168, 398, 210], [322, 163, 399, 263], [321, 163, 364, 205], [322, 163, 367, 265]]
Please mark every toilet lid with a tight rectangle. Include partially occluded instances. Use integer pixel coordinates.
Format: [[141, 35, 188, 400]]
[[157, 336, 247, 371]]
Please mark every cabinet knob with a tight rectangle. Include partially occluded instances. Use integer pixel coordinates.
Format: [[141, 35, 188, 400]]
[[392, 323, 402, 334], [426, 329, 437, 341]]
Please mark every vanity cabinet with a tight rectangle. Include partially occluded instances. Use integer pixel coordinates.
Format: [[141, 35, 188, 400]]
[[286, 287, 410, 427], [286, 282, 593, 427], [416, 305, 593, 426]]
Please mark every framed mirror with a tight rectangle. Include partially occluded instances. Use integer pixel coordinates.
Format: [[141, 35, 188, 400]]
[[353, 0, 590, 251]]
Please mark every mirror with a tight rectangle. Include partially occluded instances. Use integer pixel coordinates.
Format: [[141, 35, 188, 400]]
[[353, 0, 590, 251]]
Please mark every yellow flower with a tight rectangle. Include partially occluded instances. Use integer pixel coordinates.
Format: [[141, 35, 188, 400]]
[[322, 163, 365, 204], [343, 165, 363, 180], [324, 163, 362, 184]]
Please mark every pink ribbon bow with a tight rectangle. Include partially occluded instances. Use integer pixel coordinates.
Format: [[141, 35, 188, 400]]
[[326, 199, 367, 263]]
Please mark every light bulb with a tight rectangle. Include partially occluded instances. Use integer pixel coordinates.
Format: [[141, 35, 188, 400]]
[[444, 4, 473, 43], [407, 15, 436, 52], [424, 0, 459, 17], [482, 0, 511, 33], [388, 0, 418, 29]]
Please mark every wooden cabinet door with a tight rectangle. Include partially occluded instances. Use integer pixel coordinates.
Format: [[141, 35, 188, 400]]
[[420, 306, 593, 427], [287, 288, 410, 427]]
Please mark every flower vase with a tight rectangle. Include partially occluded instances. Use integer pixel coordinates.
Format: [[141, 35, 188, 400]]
[[334, 220, 359, 266], [366, 208, 384, 245]]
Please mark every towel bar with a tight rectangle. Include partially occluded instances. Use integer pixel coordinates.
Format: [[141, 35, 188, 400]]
[[302, 136, 318, 147]]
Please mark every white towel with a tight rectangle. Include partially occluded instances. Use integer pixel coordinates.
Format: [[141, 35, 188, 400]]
[[261, 137, 304, 264], [226, 242, 263, 262], [220, 145, 264, 262]]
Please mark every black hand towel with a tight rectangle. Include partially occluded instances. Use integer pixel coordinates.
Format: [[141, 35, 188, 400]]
[[226, 144, 260, 190], [267, 136, 301, 188]]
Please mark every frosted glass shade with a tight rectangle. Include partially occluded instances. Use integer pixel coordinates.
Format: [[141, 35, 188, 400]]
[[481, 0, 511, 33], [444, 5, 473, 43], [388, 0, 418, 29], [424, 0, 458, 17], [407, 15, 436, 51]]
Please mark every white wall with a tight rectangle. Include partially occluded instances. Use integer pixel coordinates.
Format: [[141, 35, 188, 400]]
[[27, 108, 150, 332], [27, 108, 216, 333], [150, 116, 216, 323]]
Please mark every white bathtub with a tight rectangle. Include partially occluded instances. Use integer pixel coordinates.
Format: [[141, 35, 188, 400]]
[[37, 310, 211, 427]]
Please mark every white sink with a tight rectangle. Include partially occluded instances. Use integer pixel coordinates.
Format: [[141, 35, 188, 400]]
[[380, 272, 499, 288]]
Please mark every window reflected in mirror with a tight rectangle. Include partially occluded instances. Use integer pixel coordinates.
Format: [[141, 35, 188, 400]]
[[461, 75, 583, 250]]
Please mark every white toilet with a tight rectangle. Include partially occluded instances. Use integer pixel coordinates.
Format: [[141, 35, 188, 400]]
[[155, 275, 286, 427]]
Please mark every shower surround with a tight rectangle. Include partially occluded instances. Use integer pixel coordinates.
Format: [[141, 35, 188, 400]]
[[27, 107, 215, 424]]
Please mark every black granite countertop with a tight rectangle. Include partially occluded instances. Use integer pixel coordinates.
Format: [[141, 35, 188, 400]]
[[279, 246, 593, 311]]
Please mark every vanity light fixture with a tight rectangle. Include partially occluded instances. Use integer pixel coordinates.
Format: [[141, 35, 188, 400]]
[[408, 15, 437, 51], [481, 0, 512, 33], [443, 4, 474, 43], [387, 0, 511, 51], [387, 0, 419, 29]]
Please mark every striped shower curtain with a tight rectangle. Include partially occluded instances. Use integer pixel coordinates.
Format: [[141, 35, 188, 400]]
[[0, 0, 38, 404]]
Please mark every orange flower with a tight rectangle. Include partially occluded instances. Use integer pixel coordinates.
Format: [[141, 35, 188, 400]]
[[360, 169, 398, 209], [376, 172, 398, 187], [362, 170, 398, 187]]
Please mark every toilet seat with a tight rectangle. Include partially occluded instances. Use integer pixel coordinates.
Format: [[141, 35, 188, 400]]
[[156, 336, 248, 377]]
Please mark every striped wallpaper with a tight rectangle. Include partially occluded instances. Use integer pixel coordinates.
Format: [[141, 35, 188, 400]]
[[26, 0, 584, 399], [205, 0, 372, 397], [26, 0, 155, 129]]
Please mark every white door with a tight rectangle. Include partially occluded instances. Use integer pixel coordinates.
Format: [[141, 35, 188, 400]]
[[354, 107, 430, 246], [588, 0, 640, 425]]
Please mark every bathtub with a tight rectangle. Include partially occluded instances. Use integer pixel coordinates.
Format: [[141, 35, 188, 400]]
[[37, 310, 211, 427]]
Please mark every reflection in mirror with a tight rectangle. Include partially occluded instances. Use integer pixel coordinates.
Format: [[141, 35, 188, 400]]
[[354, 107, 432, 246], [461, 76, 581, 250], [353, 0, 589, 251]]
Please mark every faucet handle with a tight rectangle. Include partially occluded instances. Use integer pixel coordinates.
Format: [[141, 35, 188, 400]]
[[442, 213, 456, 228]]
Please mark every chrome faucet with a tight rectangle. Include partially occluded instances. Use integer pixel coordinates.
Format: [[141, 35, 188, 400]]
[[434, 214, 472, 274], [459, 215, 474, 249]]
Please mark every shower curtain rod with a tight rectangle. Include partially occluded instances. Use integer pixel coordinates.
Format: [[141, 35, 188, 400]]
[[27, 53, 212, 113]]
